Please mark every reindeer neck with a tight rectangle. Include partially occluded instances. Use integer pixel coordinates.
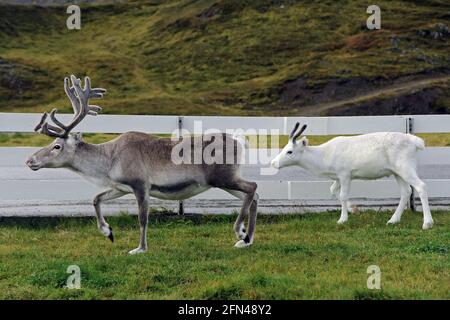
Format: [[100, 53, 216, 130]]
[[69, 142, 111, 176], [297, 145, 326, 175]]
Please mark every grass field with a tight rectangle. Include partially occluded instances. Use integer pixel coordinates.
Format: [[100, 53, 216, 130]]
[[0, 211, 448, 299], [1, 0, 449, 115], [2, 132, 450, 147]]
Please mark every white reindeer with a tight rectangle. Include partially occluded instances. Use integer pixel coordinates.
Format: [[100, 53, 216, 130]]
[[271, 122, 434, 230]]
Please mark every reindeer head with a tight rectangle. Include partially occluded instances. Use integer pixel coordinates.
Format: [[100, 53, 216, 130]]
[[26, 75, 106, 170], [271, 122, 308, 169]]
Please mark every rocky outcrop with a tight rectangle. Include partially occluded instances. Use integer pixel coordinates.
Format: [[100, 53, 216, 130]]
[[0, 58, 33, 95], [326, 87, 449, 116], [276, 69, 450, 115], [418, 23, 450, 40]]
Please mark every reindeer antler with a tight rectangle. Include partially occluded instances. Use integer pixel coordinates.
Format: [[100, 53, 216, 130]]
[[35, 75, 106, 138], [290, 122, 307, 141]]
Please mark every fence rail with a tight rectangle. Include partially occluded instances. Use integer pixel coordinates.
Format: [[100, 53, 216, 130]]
[[2, 113, 450, 134], [1, 113, 450, 215]]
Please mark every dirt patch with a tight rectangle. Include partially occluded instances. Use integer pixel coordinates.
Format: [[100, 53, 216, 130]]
[[276, 68, 450, 115], [279, 76, 380, 107], [325, 87, 450, 116], [344, 30, 385, 51]]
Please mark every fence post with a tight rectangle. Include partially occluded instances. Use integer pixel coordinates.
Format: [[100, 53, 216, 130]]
[[177, 116, 184, 215], [406, 117, 416, 212]]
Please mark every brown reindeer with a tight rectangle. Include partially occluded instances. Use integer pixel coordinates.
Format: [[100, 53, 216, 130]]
[[26, 75, 258, 254]]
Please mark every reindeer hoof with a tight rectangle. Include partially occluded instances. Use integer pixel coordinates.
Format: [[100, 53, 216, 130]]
[[337, 219, 347, 225], [99, 225, 112, 236], [234, 238, 252, 248], [128, 247, 147, 255], [422, 221, 434, 230], [386, 218, 400, 225], [108, 227, 114, 242], [234, 240, 250, 248]]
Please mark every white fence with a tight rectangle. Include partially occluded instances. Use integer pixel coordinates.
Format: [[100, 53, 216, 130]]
[[1, 113, 450, 215]]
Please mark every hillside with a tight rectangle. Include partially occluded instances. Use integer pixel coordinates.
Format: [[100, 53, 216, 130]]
[[0, 0, 449, 116]]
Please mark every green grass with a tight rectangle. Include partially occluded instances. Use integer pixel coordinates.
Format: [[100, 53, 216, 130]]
[[2, 132, 450, 147], [0, 211, 448, 299], [0, 0, 449, 115], [0, 132, 120, 147]]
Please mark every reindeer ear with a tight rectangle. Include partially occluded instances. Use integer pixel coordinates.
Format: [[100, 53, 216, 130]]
[[300, 137, 309, 147], [73, 132, 83, 141]]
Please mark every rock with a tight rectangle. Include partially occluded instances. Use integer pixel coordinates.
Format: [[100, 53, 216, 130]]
[[336, 69, 352, 75], [0, 57, 14, 71], [436, 23, 450, 35], [417, 23, 449, 40], [198, 3, 222, 20], [0, 58, 32, 94], [390, 34, 401, 52]]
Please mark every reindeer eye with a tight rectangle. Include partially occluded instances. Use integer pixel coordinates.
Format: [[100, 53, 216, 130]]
[[53, 145, 61, 150], [287, 151, 293, 155]]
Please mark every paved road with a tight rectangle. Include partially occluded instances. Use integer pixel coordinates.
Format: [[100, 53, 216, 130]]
[[2, 163, 450, 217]]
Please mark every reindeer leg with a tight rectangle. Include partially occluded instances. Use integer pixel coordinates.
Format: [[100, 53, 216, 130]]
[[247, 194, 258, 246], [219, 179, 257, 248], [387, 175, 411, 225], [93, 189, 126, 242], [223, 189, 259, 246], [129, 184, 149, 254], [223, 189, 248, 240], [337, 176, 351, 224]]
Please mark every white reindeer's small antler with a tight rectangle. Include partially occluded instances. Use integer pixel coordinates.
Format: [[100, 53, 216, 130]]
[[290, 122, 307, 142]]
